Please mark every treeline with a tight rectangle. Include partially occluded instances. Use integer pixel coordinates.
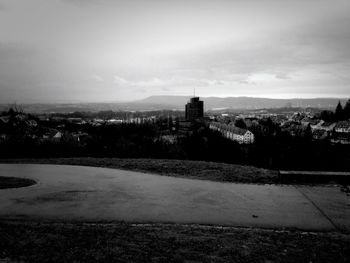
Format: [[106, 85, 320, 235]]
[[1, 122, 350, 171], [320, 99, 350, 122], [0, 122, 239, 161], [247, 131, 350, 171]]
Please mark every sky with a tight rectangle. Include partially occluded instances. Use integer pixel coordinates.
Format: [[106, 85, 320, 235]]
[[0, 0, 350, 102]]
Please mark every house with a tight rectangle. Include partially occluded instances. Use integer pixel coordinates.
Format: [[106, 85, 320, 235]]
[[26, 119, 37, 127], [332, 121, 350, 144], [335, 121, 350, 133], [312, 129, 329, 140], [53, 132, 62, 140], [14, 114, 27, 121], [319, 122, 336, 132], [42, 130, 62, 141], [227, 126, 254, 144], [67, 117, 83, 124], [37, 115, 49, 121], [310, 120, 324, 131], [71, 132, 89, 142], [244, 117, 259, 128], [290, 112, 304, 122], [0, 116, 10, 124], [301, 118, 319, 127], [107, 119, 123, 124], [281, 121, 309, 137], [160, 135, 177, 144], [51, 116, 65, 122], [178, 120, 194, 134], [309, 120, 323, 131], [331, 132, 350, 144], [271, 115, 288, 125]]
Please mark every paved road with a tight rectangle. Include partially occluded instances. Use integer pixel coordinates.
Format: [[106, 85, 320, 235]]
[[1, 164, 349, 232]]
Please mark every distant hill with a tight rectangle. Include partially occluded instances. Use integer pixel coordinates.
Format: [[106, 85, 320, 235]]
[[0, 96, 347, 113], [137, 96, 347, 110]]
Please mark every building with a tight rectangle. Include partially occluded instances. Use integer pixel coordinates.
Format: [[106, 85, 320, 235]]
[[312, 129, 329, 140], [281, 121, 310, 137], [319, 122, 336, 132], [177, 120, 194, 134], [185, 97, 204, 122], [332, 121, 350, 144], [228, 126, 255, 144], [334, 121, 350, 133], [209, 122, 254, 144]]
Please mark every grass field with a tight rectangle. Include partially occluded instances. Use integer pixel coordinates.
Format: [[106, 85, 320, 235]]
[[1, 221, 349, 263], [0, 158, 278, 184]]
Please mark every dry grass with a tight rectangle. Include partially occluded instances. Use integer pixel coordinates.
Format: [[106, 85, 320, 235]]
[[1, 221, 349, 263], [0, 158, 278, 184]]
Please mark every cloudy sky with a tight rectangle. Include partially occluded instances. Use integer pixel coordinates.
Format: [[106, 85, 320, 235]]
[[1, 0, 350, 102]]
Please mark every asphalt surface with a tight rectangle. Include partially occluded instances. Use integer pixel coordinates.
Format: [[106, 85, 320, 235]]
[[0, 164, 349, 232]]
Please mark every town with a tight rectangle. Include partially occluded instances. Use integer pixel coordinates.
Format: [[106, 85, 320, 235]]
[[1, 97, 350, 171]]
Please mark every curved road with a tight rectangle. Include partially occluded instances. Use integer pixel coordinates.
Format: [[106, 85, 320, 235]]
[[0, 164, 349, 232]]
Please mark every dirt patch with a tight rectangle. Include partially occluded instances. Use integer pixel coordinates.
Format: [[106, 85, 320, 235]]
[[0, 176, 36, 189], [14, 190, 99, 204]]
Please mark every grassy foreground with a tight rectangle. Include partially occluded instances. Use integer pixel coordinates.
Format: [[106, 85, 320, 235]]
[[1, 221, 349, 263], [0, 158, 278, 184]]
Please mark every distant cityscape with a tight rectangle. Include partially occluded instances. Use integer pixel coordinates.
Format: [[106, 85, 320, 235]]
[[1, 97, 350, 147]]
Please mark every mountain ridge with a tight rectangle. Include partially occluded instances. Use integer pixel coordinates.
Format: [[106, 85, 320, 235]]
[[136, 95, 347, 110], [1, 96, 347, 113]]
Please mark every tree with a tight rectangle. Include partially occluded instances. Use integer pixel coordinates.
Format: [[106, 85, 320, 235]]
[[335, 101, 343, 120], [234, 118, 247, 129], [320, 110, 334, 122], [343, 99, 350, 120], [7, 104, 23, 116]]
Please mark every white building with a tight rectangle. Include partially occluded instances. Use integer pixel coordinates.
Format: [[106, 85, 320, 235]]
[[209, 122, 254, 144], [335, 121, 350, 133]]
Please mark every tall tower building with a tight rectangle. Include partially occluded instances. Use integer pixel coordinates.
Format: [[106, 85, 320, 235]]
[[185, 97, 204, 121]]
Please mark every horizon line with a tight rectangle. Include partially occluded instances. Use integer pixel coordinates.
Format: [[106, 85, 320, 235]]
[[0, 95, 349, 105]]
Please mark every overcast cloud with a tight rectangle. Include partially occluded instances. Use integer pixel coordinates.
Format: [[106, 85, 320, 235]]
[[0, 0, 349, 102]]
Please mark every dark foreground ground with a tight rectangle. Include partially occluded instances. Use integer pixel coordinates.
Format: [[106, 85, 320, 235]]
[[1, 220, 349, 263], [0, 158, 279, 184], [1, 160, 349, 262]]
